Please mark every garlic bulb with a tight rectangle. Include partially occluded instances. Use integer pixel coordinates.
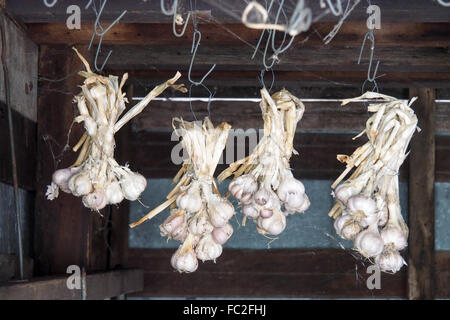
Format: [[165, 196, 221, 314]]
[[260, 208, 274, 218], [257, 210, 286, 235], [82, 189, 107, 211], [171, 225, 188, 242], [105, 181, 124, 205], [333, 184, 356, 204], [277, 176, 305, 203], [380, 226, 408, 250], [188, 212, 214, 236], [334, 213, 352, 235], [212, 223, 233, 245], [171, 248, 198, 273], [229, 174, 258, 201], [340, 221, 361, 240], [176, 184, 202, 213], [208, 195, 235, 228], [52, 167, 79, 193], [242, 204, 259, 219], [68, 172, 93, 197], [375, 249, 406, 273], [160, 211, 185, 237], [347, 195, 378, 227], [121, 172, 147, 201], [196, 234, 223, 262], [254, 188, 272, 206], [354, 224, 384, 258]]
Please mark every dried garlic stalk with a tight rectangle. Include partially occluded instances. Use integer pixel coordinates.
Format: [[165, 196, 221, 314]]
[[130, 117, 233, 273], [46, 48, 186, 211], [329, 91, 418, 274], [218, 88, 310, 236]]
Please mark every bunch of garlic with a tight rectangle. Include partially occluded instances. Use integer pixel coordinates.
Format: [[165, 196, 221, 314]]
[[218, 88, 310, 236], [130, 118, 234, 273], [45, 48, 186, 211], [329, 92, 418, 273]]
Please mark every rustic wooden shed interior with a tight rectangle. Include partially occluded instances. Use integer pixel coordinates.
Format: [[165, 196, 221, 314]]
[[0, 0, 449, 299]]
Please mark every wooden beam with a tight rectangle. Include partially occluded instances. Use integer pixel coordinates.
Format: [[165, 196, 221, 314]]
[[98, 45, 450, 74], [129, 131, 450, 182], [408, 88, 436, 300], [6, 0, 450, 23], [128, 249, 450, 298], [118, 69, 450, 88], [0, 102, 36, 190], [25, 22, 450, 47], [0, 269, 143, 300], [130, 100, 450, 133]]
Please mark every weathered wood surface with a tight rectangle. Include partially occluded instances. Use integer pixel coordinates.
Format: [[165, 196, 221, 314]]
[[0, 254, 33, 282], [26, 22, 450, 48], [119, 69, 450, 89], [6, 0, 450, 23], [0, 11, 38, 121], [129, 130, 450, 182], [0, 102, 36, 190], [35, 45, 109, 275], [0, 268, 143, 300], [127, 249, 450, 298], [99, 45, 450, 74], [408, 88, 436, 300], [131, 100, 450, 133]]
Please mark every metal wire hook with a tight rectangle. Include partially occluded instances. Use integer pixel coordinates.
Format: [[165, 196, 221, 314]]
[[86, 0, 127, 72], [188, 30, 216, 86], [326, 0, 344, 16], [43, 0, 58, 7], [358, 30, 380, 82], [161, 0, 191, 37], [259, 68, 275, 92]]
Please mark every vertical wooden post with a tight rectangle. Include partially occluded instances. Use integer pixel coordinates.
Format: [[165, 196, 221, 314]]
[[408, 88, 436, 300], [35, 45, 108, 275]]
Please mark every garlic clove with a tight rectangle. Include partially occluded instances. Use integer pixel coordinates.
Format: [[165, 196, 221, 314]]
[[375, 249, 407, 273], [195, 234, 223, 262], [82, 189, 108, 211], [68, 172, 93, 197], [105, 181, 124, 205], [380, 226, 408, 251], [212, 223, 233, 245]]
